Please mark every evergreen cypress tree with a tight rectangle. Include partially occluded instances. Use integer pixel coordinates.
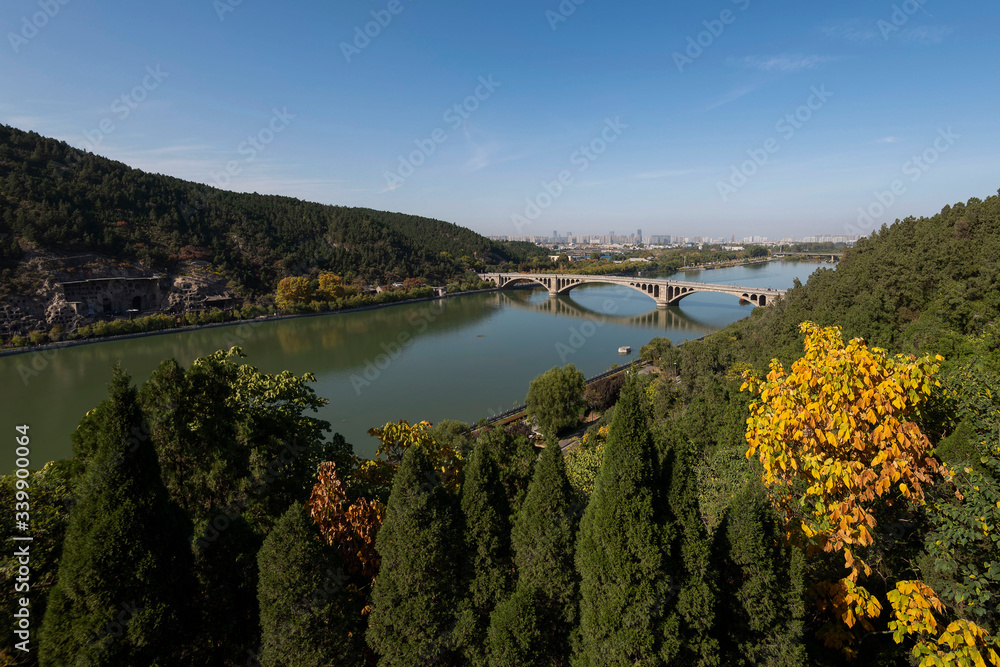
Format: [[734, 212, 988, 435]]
[[38, 366, 194, 666], [476, 426, 537, 517], [194, 515, 263, 665], [716, 481, 807, 666], [575, 379, 675, 666], [257, 502, 362, 666], [455, 440, 514, 665], [487, 586, 544, 666], [501, 441, 581, 665], [367, 446, 461, 666], [668, 435, 721, 666]]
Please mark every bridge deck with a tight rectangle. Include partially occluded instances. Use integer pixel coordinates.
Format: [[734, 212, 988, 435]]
[[477, 272, 787, 307]]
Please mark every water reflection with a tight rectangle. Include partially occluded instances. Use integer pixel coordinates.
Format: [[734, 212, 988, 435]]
[[496, 290, 717, 334]]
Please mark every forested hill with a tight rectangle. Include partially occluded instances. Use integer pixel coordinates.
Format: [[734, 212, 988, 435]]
[[716, 188, 1000, 370], [0, 123, 544, 294]]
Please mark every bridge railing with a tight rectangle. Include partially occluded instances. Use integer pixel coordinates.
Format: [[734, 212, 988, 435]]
[[480, 273, 786, 295]]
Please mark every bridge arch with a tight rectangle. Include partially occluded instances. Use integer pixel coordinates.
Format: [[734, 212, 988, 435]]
[[478, 273, 784, 309], [558, 278, 662, 305]]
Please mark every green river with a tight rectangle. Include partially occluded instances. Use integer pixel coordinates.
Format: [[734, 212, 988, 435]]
[[0, 261, 830, 468]]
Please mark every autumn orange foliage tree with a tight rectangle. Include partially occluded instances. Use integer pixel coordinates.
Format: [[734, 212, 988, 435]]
[[307, 461, 384, 611], [741, 322, 953, 656]]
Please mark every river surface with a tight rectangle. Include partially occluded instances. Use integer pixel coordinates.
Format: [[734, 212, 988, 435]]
[[0, 261, 830, 468]]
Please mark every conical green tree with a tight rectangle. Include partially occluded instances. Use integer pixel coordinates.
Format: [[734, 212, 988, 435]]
[[715, 481, 807, 666], [38, 366, 194, 666], [575, 379, 675, 666], [495, 440, 581, 665], [455, 440, 514, 665], [367, 446, 462, 666], [257, 502, 363, 666], [667, 433, 720, 666], [194, 514, 263, 665], [487, 586, 544, 667]]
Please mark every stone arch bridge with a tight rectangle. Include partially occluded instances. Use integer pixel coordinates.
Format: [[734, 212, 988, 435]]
[[478, 272, 786, 308]]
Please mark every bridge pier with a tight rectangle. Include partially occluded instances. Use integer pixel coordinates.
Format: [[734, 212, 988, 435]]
[[477, 273, 786, 308]]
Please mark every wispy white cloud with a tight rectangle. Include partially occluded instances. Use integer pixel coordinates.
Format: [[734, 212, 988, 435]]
[[707, 84, 759, 110], [465, 140, 502, 172], [898, 25, 953, 44], [736, 54, 838, 73], [633, 168, 697, 180], [822, 20, 878, 43], [875, 136, 898, 144], [822, 19, 952, 45]]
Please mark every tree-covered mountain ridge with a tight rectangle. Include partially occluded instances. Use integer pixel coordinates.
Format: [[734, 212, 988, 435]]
[[0, 123, 543, 298]]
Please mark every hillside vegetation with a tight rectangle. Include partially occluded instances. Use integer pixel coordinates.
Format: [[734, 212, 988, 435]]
[[0, 124, 544, 295]]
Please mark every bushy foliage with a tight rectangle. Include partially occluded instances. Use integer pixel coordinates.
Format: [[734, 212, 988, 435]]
[[526, 364, 586, 444], [258, 503, 363, 666], [366, 447, 462, 666], [575, 380, 677, 665]]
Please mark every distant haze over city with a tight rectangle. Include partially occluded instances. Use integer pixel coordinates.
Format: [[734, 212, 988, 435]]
[[490, 231, 858, 246]]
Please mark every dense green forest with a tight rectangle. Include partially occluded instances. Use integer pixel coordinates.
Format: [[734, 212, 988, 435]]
[[0, 124, 545, 294], [4, 189, 1000, 666]]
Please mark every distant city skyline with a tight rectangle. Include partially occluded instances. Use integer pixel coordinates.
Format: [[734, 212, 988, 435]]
[[490, 232, 859, 246], [2, 1, 997, 240]]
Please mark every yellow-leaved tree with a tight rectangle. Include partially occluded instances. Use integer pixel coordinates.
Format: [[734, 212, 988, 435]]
[[353, 420, 465, 496], [316, 273, 346, 301], [275, 276, 312, 309], [741, 322, 998, 664]]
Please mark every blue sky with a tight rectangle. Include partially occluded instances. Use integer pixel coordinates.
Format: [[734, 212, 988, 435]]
[[2, 0, 998, 240]]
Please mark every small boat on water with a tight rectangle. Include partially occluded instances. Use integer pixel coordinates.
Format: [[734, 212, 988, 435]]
[[618, 346, 631, 355]]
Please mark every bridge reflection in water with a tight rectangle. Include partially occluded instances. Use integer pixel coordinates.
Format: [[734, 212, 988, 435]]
[[494, 290, 718, 336]]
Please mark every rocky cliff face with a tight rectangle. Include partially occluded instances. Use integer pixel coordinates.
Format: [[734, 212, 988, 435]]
[[0, 245, 239, 335]]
